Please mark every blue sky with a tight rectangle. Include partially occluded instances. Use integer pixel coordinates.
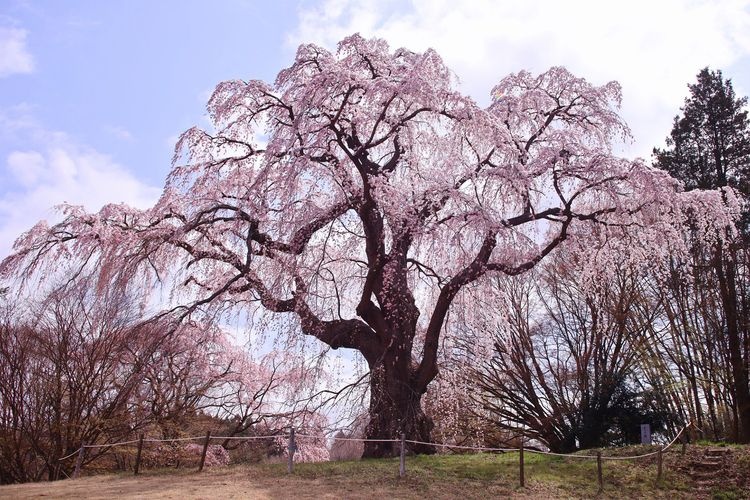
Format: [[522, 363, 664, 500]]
[[2, 0, 750, 258]]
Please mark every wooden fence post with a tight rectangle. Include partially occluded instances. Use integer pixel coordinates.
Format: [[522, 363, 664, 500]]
[[519, 442, 525, 487], [287, 428, 296, 474], [73, 444, 86, 479], [198, 431, 211, 472], [681, 432, 687, 456], [134, 434, 144, 475], [657, 448, 663, 483], [596, 452, 603, 491], [399, 433, 406, 477]]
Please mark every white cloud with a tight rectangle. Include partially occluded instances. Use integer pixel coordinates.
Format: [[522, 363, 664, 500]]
[[0, 26, 34, 78], [0, 120, 161, 258], [104, 125, 134, 141], [7, 150, 44, 187], [287, 0, 750, 158]]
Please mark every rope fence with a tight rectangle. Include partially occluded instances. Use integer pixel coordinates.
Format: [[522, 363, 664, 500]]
[[60, 421, 695, 490]]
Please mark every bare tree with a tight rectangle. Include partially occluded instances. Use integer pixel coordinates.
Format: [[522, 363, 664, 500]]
[[474, 256, 667, 452], [0, 279, 146, 482]]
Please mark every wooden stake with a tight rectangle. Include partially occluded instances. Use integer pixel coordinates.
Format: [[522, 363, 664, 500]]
[[519, 442, 525, 487], [287, 428, 296, 474], [681, 432, 687, 456], [198, 431, 211, 472], [134, 434, 144, 475], [399, 433, 406, 477], [596, 451, 603, 491], [657, 448, 663, 483], [73, 444, 86, 479]]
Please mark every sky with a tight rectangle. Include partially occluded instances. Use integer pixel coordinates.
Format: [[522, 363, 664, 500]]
[[1, 0, 750, 259]]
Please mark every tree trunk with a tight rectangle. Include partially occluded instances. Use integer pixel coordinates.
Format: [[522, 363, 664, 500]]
[[715, 247, 750, 443], [547, 433, 577, 454], [362, 361, 435, 458]]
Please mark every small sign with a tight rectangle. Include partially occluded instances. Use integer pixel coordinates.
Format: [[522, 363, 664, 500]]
[[640, 424, 651, 445]]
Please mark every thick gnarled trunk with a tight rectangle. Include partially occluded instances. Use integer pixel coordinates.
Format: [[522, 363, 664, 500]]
[[356, 248, 439, 458], [363, 361, 435, 458]]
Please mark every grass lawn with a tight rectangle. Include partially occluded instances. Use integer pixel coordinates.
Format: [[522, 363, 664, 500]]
[[0, 446, 741, 499]]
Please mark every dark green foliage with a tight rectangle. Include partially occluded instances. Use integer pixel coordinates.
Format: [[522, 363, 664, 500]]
[[602, 387, 671, 447], [654, 67, 750, 196]]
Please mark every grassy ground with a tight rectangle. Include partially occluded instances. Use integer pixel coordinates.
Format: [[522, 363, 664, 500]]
[[0, 445, 745, 499]]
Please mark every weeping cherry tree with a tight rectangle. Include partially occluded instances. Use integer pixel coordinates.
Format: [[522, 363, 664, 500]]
[[0, 35, 736, 457]]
